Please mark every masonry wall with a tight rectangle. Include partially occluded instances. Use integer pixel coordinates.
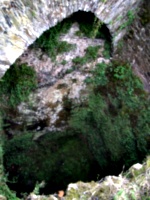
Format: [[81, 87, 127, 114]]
[[0, 0, 141, 77], [114, 0, 150, 92]]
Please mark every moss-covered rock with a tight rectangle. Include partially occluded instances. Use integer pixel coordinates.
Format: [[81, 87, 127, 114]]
[[1, 156, 150, 200], [65, 177, 129, 200], [64, 156, 150, 200], [128, 163, 144, 179]]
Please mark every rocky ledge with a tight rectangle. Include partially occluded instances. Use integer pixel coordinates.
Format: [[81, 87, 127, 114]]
[[25, 156, 150, 200]]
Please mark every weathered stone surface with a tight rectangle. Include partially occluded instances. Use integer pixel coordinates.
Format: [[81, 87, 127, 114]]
[[9, 23, 109, 132], [114, 0, 150, 92], [0, 195, 7, 200], [25, 157, 150, 200], [0, 0, 142, 77], [128, 163, 144, 179], [60, 157, 150, 199], [26, 194, 58, 200]]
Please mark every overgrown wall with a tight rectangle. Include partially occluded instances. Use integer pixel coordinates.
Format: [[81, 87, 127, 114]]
[[0, 0, 142, 77], [114, 0, 150, 91]]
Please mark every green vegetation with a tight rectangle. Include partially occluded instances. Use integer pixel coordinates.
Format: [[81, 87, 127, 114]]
[[0, 115, 19, 200], [60, 59, 67, 65], [0, 63, 37, 108], [30, 11, 111, 62], [73, 12, 111, 43], [0, 179, 19, 200], [102, 41, 111, 58], [0, 63, 37, 198], [75, 19, 94, 38], [140, 1, 150, 25], [4, 130, 96, 195], [1, 10, 149, 198], [73, 11, 105, 39], [101, 0, 107, 3], [0, 62, 37, 199], [70, 61, 150, 169], [72, 45, 100, 66], [0, 12, 113, 197], [77, 17, 103, 39], [114, 157, 150, 200], [119, 10, 135, 30], [30, 19, 75, 61]]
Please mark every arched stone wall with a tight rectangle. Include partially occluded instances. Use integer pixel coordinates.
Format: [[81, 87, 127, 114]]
[[0, 0, 142, 77]]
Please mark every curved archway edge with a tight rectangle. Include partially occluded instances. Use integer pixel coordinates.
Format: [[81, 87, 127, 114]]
[[0, 0, 142, 77]]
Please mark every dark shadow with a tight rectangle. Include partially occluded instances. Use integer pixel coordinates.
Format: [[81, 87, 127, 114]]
[[4, 11, 114, 198], [69, 11, 113, 53]]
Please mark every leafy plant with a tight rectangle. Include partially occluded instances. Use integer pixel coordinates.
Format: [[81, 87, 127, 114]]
[[72, 56, 87, 65], [3, 130, 97, 195], [61, 60, 67, 65], [72, 45, 100, 66], [0, 63, 37, 108], [102, 41, 111, 58], [70, 61, 150, 169], [30, 11, 112, 62], [30, 19, 74, 61], [77, 20, 94, 38], [85, 62, 108, 86], [76, 14, 103, 39], [119, 10, 135, 30], [0, 115, 19, 200]]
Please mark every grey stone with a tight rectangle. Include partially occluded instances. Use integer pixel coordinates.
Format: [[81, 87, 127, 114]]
[[0, 0, 142, 77]]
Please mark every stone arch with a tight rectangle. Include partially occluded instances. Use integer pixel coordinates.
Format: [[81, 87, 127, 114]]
[[68, 10, 112, 41], [0, 0, 142, 77], [70, 9, 112, 44], [66, 10, 113, 53]]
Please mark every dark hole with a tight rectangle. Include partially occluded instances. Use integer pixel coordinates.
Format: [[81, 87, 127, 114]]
[[147, 72, 150, 76], [70, 11, 112, 42]]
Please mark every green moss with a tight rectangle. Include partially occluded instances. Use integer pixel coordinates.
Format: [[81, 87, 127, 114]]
[[0, 63, 37, 108], [70, 61, 150, 169], [66, 181, 98, 200], [65, 67, 76, 74], [78, 21, 94, 38], [60, 60, 67, 65], [31, 12, 111, 62], [0, 183, 19, 200], [119, 10, 135, 30], [75, 14, 103, 39], [0, 116, 19, 200], [72, 45, 100, 66], [4, 130, 95, 194], [55, 41, 76, 54], [102, 41, 111, 58], [30, 19, 74, 61], [72, 56, 87, 65]]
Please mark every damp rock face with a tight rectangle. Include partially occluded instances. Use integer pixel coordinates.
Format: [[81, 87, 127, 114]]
[[9, 22, 110, 132], [10, 23, 110, 131], [0, 0, 142, 77], [114, 0, 150, 92]]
